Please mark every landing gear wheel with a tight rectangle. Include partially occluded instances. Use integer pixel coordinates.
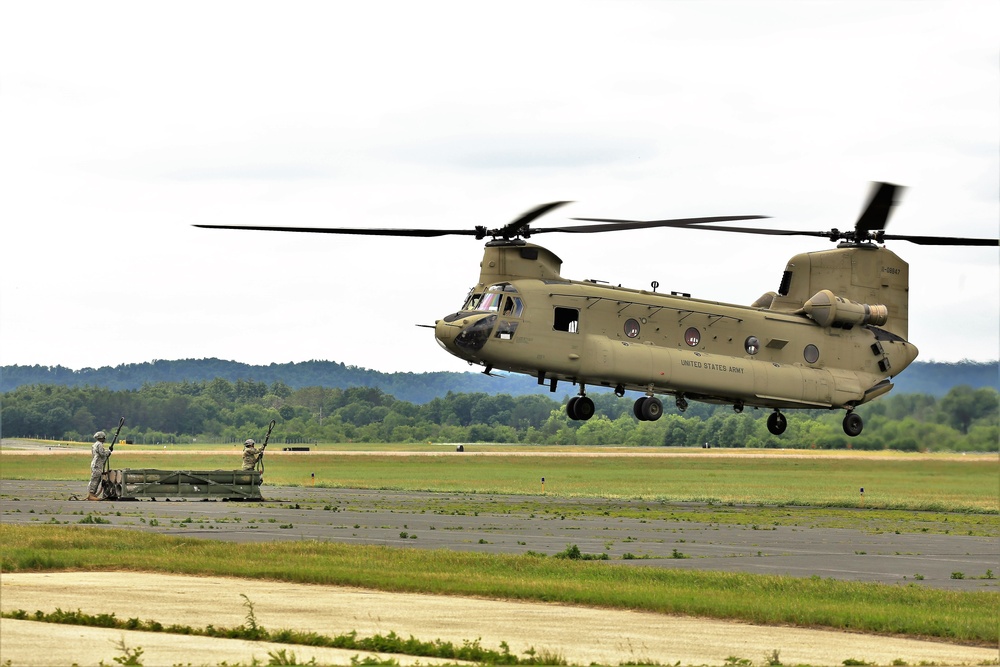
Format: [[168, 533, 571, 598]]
[[766, 411, 787, 435], [633, 397, 648, 420], [567, 396, 595, 421], [843, 411, 864, 437], [641, 396, 663, 421]]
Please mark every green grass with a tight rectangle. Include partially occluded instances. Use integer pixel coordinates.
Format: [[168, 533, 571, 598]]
[[3, 446, 996, 512], [1, 524, 996, 646]]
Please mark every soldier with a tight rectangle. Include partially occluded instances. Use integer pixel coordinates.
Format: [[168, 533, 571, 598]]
[[87, 431, 113, 500], [242, 438, 264, 471]]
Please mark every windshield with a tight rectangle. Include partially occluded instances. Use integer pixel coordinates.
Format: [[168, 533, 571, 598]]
[[465, 284, 522, 316]]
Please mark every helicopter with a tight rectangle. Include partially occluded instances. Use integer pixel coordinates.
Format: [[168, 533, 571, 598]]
[[196, 182, 998, 437]]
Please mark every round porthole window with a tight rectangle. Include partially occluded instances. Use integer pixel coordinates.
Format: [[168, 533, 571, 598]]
[[745, 336, 760, 355], [624, 318, 640, 338], [804, 344, 820, 364], [685, 327, 701, 346]]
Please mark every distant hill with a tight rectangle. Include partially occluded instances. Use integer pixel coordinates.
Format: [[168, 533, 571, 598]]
[[1, 358, 996, 403]]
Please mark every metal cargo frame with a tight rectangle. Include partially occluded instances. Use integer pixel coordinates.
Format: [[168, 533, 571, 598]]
[[102, 468, 263, 500]]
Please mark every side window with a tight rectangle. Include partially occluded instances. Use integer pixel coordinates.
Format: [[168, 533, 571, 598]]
[[554, 307, 579, 333]]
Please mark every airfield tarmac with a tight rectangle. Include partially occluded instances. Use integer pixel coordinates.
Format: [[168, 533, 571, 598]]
[[1, 481, 998, 665]]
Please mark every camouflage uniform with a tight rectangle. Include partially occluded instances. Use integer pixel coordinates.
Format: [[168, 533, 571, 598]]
[[88, 435, 112, 497], [242, 440, 264, 471]]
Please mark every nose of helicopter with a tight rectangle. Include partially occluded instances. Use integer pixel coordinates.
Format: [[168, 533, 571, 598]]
[[434, 312, 497, 359]]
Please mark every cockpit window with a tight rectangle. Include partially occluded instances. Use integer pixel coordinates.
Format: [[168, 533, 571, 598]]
[[476, 291, 503, 312], [463, 292, 482, 310], [502, 296, 523, 317], [474, 284, 523, 315]]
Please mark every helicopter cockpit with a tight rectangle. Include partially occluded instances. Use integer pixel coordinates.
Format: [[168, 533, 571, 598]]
[[441, 284, 526, 353], [463, 283, 524, 318]]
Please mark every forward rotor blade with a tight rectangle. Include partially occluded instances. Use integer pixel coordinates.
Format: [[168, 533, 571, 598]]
[[193, 224, 481, 238], [494, 201, 572, 237], [560, 215, 769, 233]]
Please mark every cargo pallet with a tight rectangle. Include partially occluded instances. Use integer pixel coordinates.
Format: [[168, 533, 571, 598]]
[[101, 468, 263, 501]]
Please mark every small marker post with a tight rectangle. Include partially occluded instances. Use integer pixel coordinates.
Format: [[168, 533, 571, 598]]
[[541, 477, 545, 494], [311, 472, 315, 487], [860, 487, 865, 507]]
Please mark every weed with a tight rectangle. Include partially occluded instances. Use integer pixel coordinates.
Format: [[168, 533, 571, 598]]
[[78, 514, 110, 525], [951, 571, 965, 579], [241, 593, 265, 640], [267, 648, 315, 665], [102, 637, 143, 666]]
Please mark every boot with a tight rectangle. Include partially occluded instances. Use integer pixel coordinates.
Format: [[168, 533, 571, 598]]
[[86, 493, 102, 501]]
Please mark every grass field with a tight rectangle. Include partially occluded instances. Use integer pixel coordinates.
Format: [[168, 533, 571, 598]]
[[1, 524, 997, 645], [3, 443, 996, 512], [3, 441, 998, 651]]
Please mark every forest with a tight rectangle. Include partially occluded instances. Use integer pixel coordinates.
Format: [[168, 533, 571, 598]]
[[2, 358, 997, 401], [2, 379, 996, 452]]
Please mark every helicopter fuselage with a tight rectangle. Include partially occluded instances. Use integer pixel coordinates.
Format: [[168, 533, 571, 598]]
[[434, 242, 919, 424]]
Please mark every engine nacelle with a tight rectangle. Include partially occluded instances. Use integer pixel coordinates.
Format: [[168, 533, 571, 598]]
[[802, 289, 888, 328]]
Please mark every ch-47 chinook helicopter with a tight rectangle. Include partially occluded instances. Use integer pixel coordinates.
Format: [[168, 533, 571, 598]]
[[196, 182, 998, 437]]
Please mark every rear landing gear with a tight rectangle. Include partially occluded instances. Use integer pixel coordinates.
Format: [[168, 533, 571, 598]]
[[633, 396, 663, 421], [843, 411, 864, 437], [567, 395, 595, 421], [766, 410, 787, 435]]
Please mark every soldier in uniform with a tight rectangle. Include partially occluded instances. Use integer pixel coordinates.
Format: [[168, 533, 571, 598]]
[[88, 431, 113, 500], [242, 438, 264, 471]]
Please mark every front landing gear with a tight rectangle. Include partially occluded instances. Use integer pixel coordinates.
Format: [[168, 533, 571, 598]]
[[766, 410, 787, 435], [843, 411, 864, 437]]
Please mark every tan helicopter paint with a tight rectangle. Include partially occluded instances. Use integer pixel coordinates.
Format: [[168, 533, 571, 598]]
[[436, 242, 918, 414]]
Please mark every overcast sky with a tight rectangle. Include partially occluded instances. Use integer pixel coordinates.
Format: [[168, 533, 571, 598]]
[[2, 1, 997, 376]]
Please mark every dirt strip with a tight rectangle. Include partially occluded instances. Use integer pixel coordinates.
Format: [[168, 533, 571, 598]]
[[1, 572, 995, 666]]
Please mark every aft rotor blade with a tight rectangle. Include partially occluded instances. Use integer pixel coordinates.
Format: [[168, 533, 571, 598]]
[[194, 224, 482, 238], [881, 233, 999, 246], [856, 182, 903, 234]]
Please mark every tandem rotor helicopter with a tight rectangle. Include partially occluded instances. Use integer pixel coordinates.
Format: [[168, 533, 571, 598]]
[[196, 182, 998, 437]]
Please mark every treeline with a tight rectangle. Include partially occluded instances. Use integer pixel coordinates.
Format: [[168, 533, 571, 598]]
[[2, 358, 997, 401], [2, 380, 996, 451], [0, 359, 539, 403]]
